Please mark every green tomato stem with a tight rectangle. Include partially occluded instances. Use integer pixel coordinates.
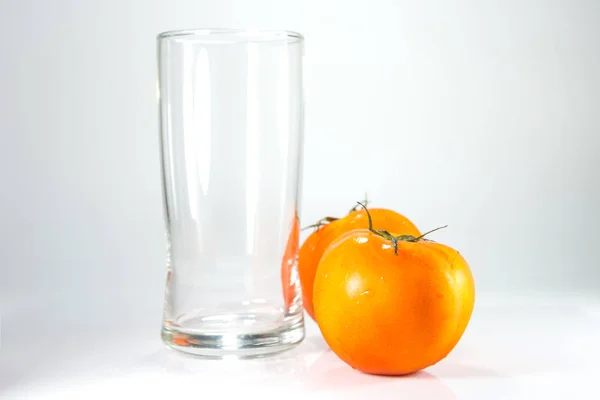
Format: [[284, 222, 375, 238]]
[[355, 201, 448, 255]]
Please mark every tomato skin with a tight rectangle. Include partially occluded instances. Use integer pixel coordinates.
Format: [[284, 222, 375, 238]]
[[299, 208, 420, 321], [313, 229, 475, 376], [281, 213, 300, 309]]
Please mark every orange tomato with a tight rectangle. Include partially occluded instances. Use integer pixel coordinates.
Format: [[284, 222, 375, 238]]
[[299, 208, 420, 321], [281, 212, 300, 309], [313, 226, 475, 376]]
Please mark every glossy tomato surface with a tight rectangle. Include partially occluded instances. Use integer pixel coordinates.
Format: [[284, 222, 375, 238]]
[[299, 208, 420, 320], [313, 229, 475, 375]]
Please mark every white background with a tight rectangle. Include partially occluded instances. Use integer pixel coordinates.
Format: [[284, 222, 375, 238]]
[[1, 0, 599, 397]]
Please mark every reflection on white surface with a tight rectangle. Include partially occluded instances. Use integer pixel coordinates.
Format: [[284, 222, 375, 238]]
[[306, 349, 456, 399], [2, 293, 600, 399]]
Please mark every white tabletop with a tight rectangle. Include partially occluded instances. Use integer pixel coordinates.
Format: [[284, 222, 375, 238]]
[[2, 292, 600, 399]]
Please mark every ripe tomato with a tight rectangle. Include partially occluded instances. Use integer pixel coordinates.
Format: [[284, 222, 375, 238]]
[[299, 207, 420, 321], [313, 225, 475, 375], [281, 212, 300, 309]]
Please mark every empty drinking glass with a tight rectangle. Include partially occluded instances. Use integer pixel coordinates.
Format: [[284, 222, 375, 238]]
[[156, 29, 305, 357]]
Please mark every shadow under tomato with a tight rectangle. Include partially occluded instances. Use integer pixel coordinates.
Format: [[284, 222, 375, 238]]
[[305, 348, 457, 399], [427, 361, 503, 379], [301, 332, 330, 353]]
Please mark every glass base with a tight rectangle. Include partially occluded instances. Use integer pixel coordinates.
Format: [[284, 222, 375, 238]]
[[161, 309, 304, 358]]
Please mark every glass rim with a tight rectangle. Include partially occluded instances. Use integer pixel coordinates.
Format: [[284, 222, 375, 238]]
[[157, 28, 304, 43]]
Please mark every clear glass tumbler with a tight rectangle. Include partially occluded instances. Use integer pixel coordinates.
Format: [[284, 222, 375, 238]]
[[157, 29, 305, 357]]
